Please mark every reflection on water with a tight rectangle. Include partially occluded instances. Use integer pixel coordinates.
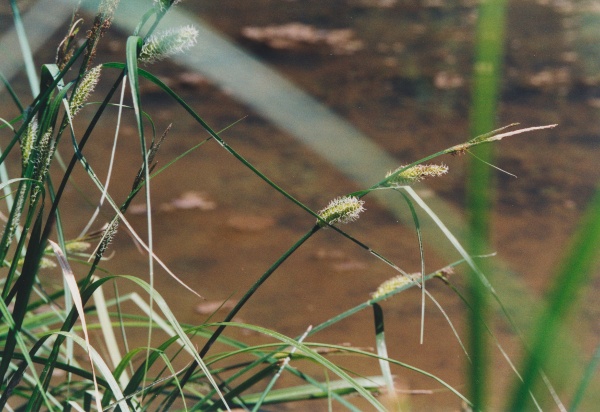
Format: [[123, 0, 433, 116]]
[[1, 0, 599, 409]]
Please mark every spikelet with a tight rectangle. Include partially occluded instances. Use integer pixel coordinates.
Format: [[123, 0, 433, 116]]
[[98, 0, 120, 19], [66, 241, 92, 253], [70, 65, 102, 116], [384, 163, 448, 187], [85, 0, 120, 68], [317, 196, 365, 227], [372, 273, 420, 300], [2, 186, 27, 249], [30, 128, 54, 203], [139, 25, 199, 64], [21, 118, 37, 169], [97, 219, 119, 258]]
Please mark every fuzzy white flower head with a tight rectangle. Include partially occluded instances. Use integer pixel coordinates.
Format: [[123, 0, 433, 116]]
[[139, 25, 199, 64], [317, 196, 365, 227], [99, 0, 120, 18]]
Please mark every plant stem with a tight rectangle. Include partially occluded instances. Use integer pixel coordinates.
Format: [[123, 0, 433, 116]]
[[162, 225, 320, 411]]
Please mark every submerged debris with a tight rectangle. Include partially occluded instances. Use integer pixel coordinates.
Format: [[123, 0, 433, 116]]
[[195, 299, 238, 315], [160, 191, 217, 212], [241, 22, 364, 55], [129, 191, 217, 214], [226, 214, 275, 232]]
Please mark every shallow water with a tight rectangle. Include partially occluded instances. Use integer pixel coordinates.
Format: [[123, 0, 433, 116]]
[[1, 0, 599, 410]]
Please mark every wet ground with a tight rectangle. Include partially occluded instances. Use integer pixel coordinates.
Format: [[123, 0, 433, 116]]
[[1, 0, 600, 410]]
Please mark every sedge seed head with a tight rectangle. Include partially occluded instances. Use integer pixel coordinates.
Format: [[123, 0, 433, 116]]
[[98, 0, 119, 18], [97, 219, 119, 257], [65, 241, 92, 253], [30, 127, 55, 203], [372, 273, 420, 299], [139, 25, 199, 64], [70, 65, 102, 116], [21, 118, 38, 168], [317, 196, 365, 227], [384, 163, 448, 187]]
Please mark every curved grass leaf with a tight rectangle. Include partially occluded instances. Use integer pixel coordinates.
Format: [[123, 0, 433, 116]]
[[52, 331, 131, 412], [202, 322, 388, 412], [48, 240, 102, 412], [116, 275, 230, 411]]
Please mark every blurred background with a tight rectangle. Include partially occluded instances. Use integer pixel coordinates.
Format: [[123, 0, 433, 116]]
[[1, 0, 599, 409]]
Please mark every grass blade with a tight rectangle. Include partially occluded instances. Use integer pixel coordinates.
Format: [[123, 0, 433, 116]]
[[467, 0, 508, 407], [569, 341, 600, 411], [8, 0, 39, 97], [52, 332, 131, 412], [0, 69, 24, 112], [398, 190, 426, 344], [49, 240, 102, 412], [509, 185, 600, 409]]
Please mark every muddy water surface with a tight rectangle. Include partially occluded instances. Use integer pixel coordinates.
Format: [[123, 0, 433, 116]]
[[2, 0, 600, 410]]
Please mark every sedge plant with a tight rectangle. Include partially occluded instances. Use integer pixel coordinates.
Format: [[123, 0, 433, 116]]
[[1, 0, 596, 411]]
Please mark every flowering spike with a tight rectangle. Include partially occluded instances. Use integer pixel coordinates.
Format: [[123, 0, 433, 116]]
[[97, 219, 119, 257], [3, 187, 26, 249], [70, 65, 102, 116], [139, 25, 199, 64], [30, 128, 55, 203], [384, 163, 448, 187], [65, 241, 92, 253], [21, 118, 38, 169], [98, 0, 120, 19], [317, 196, 365, 227], [372, 273, 420, 300], [85, 0, 121, 68]]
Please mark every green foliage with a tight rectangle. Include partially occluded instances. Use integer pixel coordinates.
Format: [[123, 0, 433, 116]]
[[0, 1, 597, 411]]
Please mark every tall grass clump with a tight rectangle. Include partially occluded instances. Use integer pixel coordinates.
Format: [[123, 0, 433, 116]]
[[0, 0, 597, 410]]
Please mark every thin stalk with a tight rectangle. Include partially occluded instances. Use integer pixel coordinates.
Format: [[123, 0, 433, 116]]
[[161, 225, 320, 411]]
